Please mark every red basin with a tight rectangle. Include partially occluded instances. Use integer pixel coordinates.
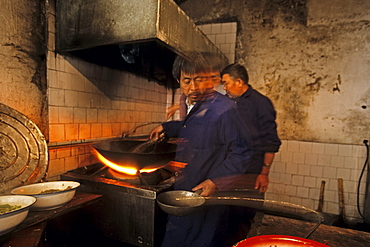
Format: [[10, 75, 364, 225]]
[[234, 235, 328, 247]]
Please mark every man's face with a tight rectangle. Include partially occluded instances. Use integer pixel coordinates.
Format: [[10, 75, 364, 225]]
[[222, 74, 241, 99], [179, 72, 214, 104]]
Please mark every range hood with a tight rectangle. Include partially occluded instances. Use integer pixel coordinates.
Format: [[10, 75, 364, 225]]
[[56, 0, 228, 88]]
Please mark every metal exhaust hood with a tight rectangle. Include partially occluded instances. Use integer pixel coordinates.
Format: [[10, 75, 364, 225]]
[[56, 0, 228, 88]]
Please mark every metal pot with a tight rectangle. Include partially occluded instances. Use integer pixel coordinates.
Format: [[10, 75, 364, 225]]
[[92, 139, 177, 171]]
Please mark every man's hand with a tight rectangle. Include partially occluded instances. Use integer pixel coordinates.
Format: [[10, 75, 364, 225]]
[[166, 104, 180, 120], [149, 125, 164, 139], [254, 174, 269, 193], [192, 179, 217, 197]]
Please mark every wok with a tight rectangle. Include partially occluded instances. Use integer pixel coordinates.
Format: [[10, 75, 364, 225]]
[[92, 139, 177, 170]]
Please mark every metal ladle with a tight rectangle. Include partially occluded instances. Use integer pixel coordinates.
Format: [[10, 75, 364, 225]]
[[156, 190, 324, 238], [156, 190, 204, 217]]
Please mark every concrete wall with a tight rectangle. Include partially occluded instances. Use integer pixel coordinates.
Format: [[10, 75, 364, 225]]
[[179, 0, 370, 145], [0, 0, 48, 135], [178, 0, 370, 223]]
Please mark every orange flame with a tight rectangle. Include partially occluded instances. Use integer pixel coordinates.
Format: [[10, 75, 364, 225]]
[[94, 150, 138, 175], [94, 150, 159, 175]]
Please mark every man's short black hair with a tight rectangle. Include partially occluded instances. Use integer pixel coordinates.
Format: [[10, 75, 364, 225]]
[[172, 52, 225, 81], [221, 63, 249, 84]]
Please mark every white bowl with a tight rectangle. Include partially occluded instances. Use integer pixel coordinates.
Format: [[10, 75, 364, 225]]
[[11, 181, 80, 211], [0, 195, 36, 235]]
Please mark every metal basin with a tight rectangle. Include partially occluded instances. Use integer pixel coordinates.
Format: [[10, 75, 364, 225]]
[[92, 139, 177, 171]]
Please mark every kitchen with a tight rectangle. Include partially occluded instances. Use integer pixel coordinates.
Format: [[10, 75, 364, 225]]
[[0, 0, 370, 246]]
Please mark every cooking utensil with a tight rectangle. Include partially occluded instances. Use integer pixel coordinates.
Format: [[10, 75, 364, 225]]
[[316, 180, 334, 225], [156, 190, 205, 217], [129, 133, 165, 153], [333, 178, 348, 227], [92, 139, 177, 171], [318, 180, 325, 212], [157, 190, 263, 217], [158, 190, 324, 239], [234, 235, 329, 247], [157, 189, 321, 220]]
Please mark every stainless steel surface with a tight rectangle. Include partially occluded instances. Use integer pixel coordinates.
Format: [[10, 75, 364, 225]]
[[0, 103, 48, 194], [56, 0, 228, 87], [56, 0, 226, 57], [61, 164, 173, 247]]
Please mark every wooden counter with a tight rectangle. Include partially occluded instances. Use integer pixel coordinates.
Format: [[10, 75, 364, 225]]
[[247, 212, 370, 247], [1, 192, 102, 246]]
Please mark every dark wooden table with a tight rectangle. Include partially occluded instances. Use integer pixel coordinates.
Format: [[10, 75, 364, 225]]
[[1, 192, 102, 247], [247, 212, 370, 247]]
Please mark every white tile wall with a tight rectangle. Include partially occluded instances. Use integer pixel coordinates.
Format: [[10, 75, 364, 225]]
[[198, 22, 237, 63], [46, 2, 168, 178], [267, 140, 368, 223]]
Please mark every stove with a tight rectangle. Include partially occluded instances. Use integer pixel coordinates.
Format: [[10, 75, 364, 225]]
[[61, 163, 174, 247]]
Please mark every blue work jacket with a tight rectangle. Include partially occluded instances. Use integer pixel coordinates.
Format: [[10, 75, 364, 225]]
[[235, 85, 281, 173], [162, 91, 253, 191]]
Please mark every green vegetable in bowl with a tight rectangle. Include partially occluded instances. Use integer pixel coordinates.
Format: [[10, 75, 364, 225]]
[[0, 204, 22, 214], [39, 186, 73, 194]]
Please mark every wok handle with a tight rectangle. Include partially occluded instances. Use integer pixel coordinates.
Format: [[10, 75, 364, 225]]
[[338, 178, 346, 220], [194, 189, 203, 195], [317, 180, 326, 212]]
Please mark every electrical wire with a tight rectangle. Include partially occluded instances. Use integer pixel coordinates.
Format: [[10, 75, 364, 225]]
[[357, 140, 370, 224]]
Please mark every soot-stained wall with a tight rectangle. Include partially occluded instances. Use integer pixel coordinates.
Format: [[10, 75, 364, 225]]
[[179, 0, 370, 145], [0, 0, 48, 136]]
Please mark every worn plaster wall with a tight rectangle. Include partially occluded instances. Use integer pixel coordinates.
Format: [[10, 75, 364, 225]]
[[0, 0, 48, 135], [179, 0, 370, 145]]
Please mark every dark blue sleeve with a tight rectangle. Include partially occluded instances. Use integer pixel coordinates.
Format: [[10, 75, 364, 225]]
[[162, 120, 184, 138], [208, 108, 253, 180], [257, 97, 281, 153]]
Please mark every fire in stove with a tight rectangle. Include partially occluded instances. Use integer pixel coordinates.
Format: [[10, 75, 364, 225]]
[[92, 138, 177, 175], [61, 162, 173, 247], [94, 149, 157, 175]]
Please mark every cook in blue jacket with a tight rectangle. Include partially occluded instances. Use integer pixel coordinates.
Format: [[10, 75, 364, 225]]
[[150, 53, 253, 247]]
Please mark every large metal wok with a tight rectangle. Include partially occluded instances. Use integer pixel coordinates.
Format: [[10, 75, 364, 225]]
[[92, 139, 177, 170]]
